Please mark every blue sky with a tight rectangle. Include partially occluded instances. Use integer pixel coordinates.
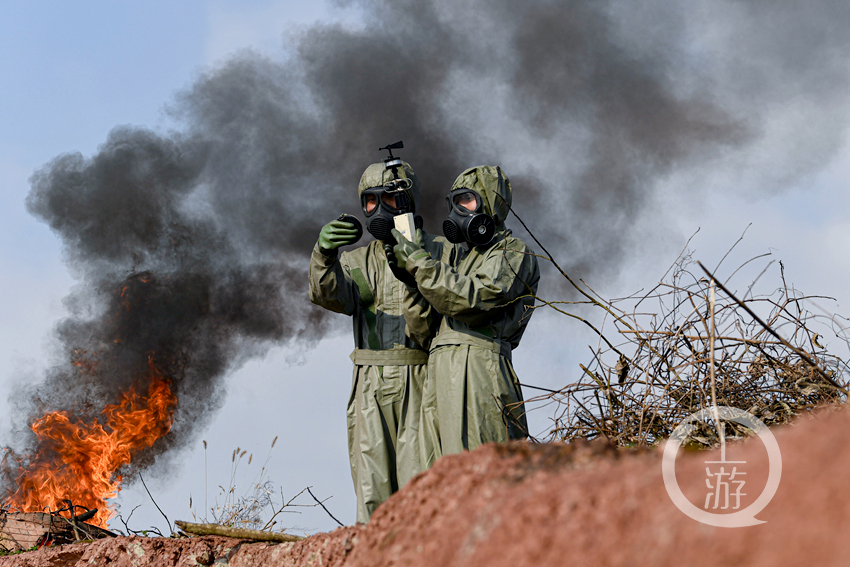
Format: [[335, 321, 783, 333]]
[[2, 0, 849, 535]]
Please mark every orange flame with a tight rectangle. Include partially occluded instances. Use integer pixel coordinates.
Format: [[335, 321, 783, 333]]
[[4, 356, 176, 528]]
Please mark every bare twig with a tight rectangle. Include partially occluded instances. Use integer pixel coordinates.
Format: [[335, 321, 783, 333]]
[[139, 473, 173, 535], [306, 487, 344, 528], [117, 504, 142, 536], [699, 262, 848, 396]]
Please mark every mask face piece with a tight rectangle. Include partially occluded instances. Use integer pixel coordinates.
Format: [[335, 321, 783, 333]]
[[361, 187, 414, 242], [442, 189, 496, 246]]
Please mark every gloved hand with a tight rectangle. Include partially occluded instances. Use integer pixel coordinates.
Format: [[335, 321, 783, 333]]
[[318, 219, 360, 255], [391, 228, 428, 272], [384, 243, 417, 288]]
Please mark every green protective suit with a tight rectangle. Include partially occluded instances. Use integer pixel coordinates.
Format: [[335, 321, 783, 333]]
[[308, 161, 457, 523], [401, 165, 540, 469]]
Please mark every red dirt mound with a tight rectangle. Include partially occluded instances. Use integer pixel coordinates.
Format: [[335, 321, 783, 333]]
[[3, 406, 849, 566]]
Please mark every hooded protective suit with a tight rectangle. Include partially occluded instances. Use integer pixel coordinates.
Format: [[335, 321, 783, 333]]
[[308, 161, 456, 522], [394, 165, 539, 468]]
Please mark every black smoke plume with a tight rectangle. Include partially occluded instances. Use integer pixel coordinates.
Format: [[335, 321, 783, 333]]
[[5, 0, 850, 492]]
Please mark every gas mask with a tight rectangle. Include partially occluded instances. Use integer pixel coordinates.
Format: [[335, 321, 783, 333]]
[[359, 141, 423, 242], [361, 179, 421, 242], [442, 189, 496, 246]]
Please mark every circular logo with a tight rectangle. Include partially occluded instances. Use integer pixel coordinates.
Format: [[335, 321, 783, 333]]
[[661, 405, 782, 528]]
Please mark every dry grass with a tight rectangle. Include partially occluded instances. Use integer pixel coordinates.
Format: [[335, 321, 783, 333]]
[[188, 437, 317, 532]]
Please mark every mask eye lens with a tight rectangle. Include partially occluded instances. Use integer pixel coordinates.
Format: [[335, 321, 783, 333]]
[[453, 192, 478, 213], [382, 192, 399, 209], [363, 194, 378, 214]]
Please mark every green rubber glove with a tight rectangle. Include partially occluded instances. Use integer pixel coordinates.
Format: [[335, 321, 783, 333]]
[[318, 219, 360, 255], [391, 228, 429, 272]]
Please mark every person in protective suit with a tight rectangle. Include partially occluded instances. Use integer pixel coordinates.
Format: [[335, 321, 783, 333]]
[[389, 165, 539, 469], [308, 161, 457, 522]]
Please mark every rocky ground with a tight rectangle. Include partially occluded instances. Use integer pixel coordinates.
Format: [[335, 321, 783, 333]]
[[3, 405, 849, 566]]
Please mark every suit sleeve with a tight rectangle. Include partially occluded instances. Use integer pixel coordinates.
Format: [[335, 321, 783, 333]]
[[406, 239, 537, 325], [308, 242, 358, 315]]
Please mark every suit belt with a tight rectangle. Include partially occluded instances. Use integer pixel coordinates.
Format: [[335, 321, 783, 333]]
[[350, 348, 429, 366], [429, 331, 513, 361]]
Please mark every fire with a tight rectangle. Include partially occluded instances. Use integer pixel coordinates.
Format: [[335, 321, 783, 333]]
[[3, 356, 176, 528]]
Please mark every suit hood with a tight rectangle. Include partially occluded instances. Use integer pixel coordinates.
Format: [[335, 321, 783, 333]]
[[449, 165, 511, 226], [357, 161, 421, 213]]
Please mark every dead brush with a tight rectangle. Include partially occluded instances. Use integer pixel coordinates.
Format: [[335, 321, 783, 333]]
[[189, 437, 318, 532], [508, 215, 850, 447]]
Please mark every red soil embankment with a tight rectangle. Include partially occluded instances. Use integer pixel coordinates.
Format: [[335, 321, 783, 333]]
[[3, 406, 849, 566]]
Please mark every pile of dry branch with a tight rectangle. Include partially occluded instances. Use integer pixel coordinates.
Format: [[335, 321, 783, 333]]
[[518, 227, 850, 447]]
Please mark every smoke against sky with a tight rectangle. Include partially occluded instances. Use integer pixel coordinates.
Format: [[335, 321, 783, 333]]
[[5, 0, 850, 504]]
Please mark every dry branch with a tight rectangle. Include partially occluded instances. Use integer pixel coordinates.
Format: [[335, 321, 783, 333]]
[[174, 520, 304, 543]]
